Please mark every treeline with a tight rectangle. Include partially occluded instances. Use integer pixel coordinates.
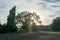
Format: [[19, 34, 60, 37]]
[[0, 6, 60, 34], [0, 23, 7, 33], [0, 16, 60, 34], [32, 17, 60, 32], [51, 17, 60, 32]]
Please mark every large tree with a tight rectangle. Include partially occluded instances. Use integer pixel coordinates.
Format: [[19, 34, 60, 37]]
[[16, 11, 42, 32], [6, 6, 17, 33]]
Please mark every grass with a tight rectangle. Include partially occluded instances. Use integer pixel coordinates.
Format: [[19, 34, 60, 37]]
[[38, 31, 60, 34]]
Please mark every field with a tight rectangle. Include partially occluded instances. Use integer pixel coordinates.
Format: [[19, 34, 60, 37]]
[[0, 31, 60, 40]]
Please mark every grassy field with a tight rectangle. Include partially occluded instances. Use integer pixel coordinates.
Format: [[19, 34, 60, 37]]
[[0, 31, 60, 40]]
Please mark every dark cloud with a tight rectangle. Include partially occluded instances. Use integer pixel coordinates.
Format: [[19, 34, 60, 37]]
[[51, 5, 60, 8], [38, 2, 45, 5], [43, 0, 60, 3], [38, 2, 47, 9], [48, 15, 56, 18]]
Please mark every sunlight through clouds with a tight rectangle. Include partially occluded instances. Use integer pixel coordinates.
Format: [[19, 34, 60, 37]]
[[0, 0, 60, 25]]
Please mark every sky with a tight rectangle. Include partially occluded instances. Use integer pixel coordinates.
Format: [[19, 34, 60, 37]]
[[0, 0, 60, 25]]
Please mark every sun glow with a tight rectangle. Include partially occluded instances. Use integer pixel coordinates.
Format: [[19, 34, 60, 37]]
[[27, 9, 44, 25], [17, 8, 45, 25]]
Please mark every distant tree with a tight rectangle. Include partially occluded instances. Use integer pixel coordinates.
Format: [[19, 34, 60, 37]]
[[6, 6, 17, 33], [0, 24, 2, 33], [51, 17, 60, 31], [0, 23, 7, 34]]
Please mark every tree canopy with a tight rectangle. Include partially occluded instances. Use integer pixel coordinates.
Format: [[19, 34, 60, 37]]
[[16, 11, 42, 32], [51, 17, 60, 31]]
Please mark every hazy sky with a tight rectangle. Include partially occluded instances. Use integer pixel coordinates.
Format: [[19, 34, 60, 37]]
[[0, 0, 60, 25]]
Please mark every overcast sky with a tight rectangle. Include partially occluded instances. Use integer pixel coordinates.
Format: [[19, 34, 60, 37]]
[[0, 0, 60, 25]]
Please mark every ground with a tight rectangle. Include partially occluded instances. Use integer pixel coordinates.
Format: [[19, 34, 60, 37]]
[[0, 31, 60, 40]]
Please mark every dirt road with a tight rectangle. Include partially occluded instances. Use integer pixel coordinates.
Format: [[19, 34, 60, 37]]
[[0, 31, 60, 40]]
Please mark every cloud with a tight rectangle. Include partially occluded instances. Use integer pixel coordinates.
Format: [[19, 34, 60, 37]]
[[0, 0, 60, 25], [42, 0, 60, 3], [38, 2, 47, 9], [36, 0, 60, 25], [0, 0, 22, 24], [55, 10, 60, 15], [48, 15, 56, 18], [51, 5, 60, 7], [26, 0, 32, 2]]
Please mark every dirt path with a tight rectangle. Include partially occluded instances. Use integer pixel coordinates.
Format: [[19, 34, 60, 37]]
[[0, 31, 60, 40]]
